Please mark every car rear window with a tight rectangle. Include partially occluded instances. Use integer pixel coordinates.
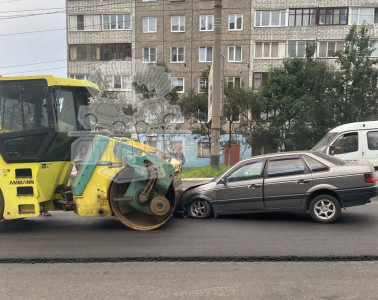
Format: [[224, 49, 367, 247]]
[[311, 151, 346, 166], [302, 155, 329, 172]]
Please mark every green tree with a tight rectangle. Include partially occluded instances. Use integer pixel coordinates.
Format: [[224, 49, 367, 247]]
[[223, 84, 267, 156], [179, 67, 213, 143], [334, 24, 378, 123], [260, 47, 337, 151]]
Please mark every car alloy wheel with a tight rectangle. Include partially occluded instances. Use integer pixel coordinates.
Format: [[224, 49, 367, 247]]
[[309, 195, 341, 224], [188, 199, 211, 219]]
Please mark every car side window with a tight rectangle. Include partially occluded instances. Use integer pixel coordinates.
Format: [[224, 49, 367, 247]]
[[332, 132, 358, 154], [226, 160, 264, 183], [302, 155, 329, 172], [267, 155, 306, 178], [367, 131, 378, 150]]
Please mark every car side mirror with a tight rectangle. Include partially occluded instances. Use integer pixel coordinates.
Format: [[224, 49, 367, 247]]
[[220, 178, 227, 185], [329, 145, 335, 156]]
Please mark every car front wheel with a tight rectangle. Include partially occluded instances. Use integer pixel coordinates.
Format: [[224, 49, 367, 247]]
[[309, 195, 341, 224], [187, 199, 211, 219]]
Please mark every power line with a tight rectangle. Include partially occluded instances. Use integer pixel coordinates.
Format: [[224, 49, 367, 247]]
[[0, 28, 65, 37], [0, 0, 21, 3], [0, 1, 249, 21], [0, 59, 67, 69], [2, 66, 67, 76]]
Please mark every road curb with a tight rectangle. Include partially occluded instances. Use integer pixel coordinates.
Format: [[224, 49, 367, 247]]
[[182, 178, 212, 181]]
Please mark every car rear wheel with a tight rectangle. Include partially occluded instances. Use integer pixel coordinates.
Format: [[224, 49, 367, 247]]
[[309, 195, 341, 224], [187, 199, 211, 219]]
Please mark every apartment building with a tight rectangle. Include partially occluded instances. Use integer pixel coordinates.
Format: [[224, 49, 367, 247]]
[[66, 0, 252, 95], [66, 0, 378, 166], [250, 0, 378, 89], [66, 0, 378, 93], [66, 0, 135, 100], [135, 0, 252, 94]]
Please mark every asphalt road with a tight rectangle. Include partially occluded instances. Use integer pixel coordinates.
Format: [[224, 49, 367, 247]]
[[2, 179, 378, 299], [2, 261, 378, 300], [1, 199, 378, 261]]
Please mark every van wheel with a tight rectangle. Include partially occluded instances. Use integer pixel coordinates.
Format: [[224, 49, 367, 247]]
[[309, 195, 341, 224]]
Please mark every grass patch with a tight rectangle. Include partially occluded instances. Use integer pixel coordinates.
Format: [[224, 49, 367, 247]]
[[181, 164, 230, 178]]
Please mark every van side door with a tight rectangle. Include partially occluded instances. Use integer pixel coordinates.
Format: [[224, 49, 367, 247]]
[[365, 130, 378, 168]]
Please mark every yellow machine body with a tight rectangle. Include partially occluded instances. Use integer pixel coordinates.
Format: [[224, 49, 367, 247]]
[[0, 75, 181, 230], [0, 158, 71, 219]]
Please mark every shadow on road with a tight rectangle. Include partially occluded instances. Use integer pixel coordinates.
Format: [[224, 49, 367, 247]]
[[178, 209, 377, 227]]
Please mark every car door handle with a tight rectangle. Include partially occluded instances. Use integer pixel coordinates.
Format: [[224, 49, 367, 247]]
[[248, 184, 261, 189], [296, 179, 310, 184]]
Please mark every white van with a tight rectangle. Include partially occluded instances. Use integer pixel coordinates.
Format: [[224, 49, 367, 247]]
[[312, 121, 378, 170]]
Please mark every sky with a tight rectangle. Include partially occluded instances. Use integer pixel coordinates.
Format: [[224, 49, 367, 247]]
[[0, 0, 67, 77]]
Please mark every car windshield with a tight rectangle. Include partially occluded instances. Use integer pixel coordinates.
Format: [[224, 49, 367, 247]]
[[312, 132, 338, 153], [312, 151, 346, 166]]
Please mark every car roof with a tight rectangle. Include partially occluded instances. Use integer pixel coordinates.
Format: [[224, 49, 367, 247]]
[[239, 150, 317, 163], [330, 121, 378, 132]]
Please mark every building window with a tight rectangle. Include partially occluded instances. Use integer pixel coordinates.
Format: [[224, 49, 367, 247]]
[[104, 75, 132, 91], [171, 16, 185, 32], [171, 77, 184, 93], [288, 41, 315, 58], [228, 46, 242, 62], [143, 17, 157, 32], [69, 74, 87, 80], [103, 14, 131, 30], [143, 47, 157, 63], [70, 45, 101, 61], [199, 46, 213, 62], [227, 77, 241, 88], [197, 142, 210, 158], [372, 41, 378, 57], [288, 9, 316, 26], [318, 8, 348, 25], [255, 42, 284, 58], [255, 10, 286, 27], [229, 14, 243, 30], [200, 15, 213, 31], [319, 41, 344, 57], [69, 15, 101, 31], [350, 8, 375, 25], [171, 46, 185, 62], [102, 44, 132, 61], [253, 73, 263, 90], [198, 77, 207, 93]]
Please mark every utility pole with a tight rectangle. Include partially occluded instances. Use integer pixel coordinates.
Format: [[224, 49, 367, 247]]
[[211, 0, 222, 168]]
